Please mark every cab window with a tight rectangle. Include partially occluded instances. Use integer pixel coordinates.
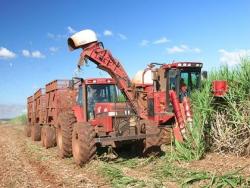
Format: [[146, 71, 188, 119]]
[[180, 71, 200, 92]]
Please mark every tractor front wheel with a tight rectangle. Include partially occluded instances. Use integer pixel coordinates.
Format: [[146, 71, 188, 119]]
[[72, 122, 96, 166], [56, 111, 76, 158], [31, 123, 41, 141]]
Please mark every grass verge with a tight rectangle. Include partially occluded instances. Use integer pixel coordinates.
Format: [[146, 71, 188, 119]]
[[9, 114, 27, 125]]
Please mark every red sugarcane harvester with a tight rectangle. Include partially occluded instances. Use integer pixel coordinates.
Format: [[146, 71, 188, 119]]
[[27, 29, 228, 166], [55, 29, 204, 166]]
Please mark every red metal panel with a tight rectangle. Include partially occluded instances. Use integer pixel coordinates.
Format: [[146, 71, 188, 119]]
[[169, 90, 185, 142], [45, 79, 71, 93], [162, 62, 203, 69], [33, 88, 46, 124], [90, 116, 113, 132], [45, 80, 76, 126], [72, 105, 84, 122], [212, 80, 228, 97], [84, 78, 115, 85], [27, 95, 34, 125], [94, 103, 130, 115]]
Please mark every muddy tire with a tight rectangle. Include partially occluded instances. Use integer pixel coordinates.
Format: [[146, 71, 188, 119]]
[[143, 125, 168, 156], [72, 122, 96, 166], [24, 125, 31, 137], [31, 123, 41, 141], [56, 111, 76, 158], [41, 125, 56, 149], [41, 126, 45, 147]]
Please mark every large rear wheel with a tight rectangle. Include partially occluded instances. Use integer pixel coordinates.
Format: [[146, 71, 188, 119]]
[[72, 122, 96, 166], [31, 123, 41, 141], [56, 111, 76, 158], [41, 125, 56, 149]]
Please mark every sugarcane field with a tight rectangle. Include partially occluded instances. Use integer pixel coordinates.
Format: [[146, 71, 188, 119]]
[[0, 1, 249, 187]]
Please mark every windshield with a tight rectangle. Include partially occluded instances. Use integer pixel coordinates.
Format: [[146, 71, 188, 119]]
[[180, 71, 201, 91], [87, 84, 117, 119], [87, 84, 117, 103], [167, 69, 201, 106]]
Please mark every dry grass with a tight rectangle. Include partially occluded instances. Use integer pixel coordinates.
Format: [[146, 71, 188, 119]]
[[211, 110, 250, 156], [208, 58, 250, 156]]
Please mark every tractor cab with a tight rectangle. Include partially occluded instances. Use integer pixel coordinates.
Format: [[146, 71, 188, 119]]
[[86, 83, 117, 119], [147, 62, 203, 123], [72, 78, 119, 121], [165, 62, 202, 102]]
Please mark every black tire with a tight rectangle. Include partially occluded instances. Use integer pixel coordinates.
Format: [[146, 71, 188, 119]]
[[31, 123, 41, 141], [24, 124, 31, 137], [56, 110, 76, 158], [131, 140, 145, 156], [42, 125, 56, 149], [72, 122, 96, 166], [143, 125, 169, 156]]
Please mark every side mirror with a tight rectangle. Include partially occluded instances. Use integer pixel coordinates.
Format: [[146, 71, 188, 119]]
[[202, 71, 208, 80]]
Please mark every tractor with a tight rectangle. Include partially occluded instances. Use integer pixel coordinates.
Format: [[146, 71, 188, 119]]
[[51, 29, 205, 166]]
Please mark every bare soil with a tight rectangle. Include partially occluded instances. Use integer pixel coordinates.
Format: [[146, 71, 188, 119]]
[[183, 152, 250, 177], [0, 124, 249, 187], [0, 124, 109, 188]]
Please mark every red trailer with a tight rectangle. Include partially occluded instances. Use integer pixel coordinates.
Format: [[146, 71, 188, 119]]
[[31, 88, 46, 141], [41, 80, 76, 148], [25, 95, 34, 137]]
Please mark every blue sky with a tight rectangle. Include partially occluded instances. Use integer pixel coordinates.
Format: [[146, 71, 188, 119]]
[[0, 0, 250, 106]]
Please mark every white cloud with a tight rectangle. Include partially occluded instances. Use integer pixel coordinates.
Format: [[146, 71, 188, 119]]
[[22, 49, 45, 58], [218, 49, 250, 66], [167, 44, 201, 54], [153, 37, 170, 44], [167, 46, 185, 53], [103, 30, 113, 36], [22, 49, 30, 57], [118, 33, 127, 40], [32, 51, 45, 58], [67, 26, 76, 34], [49, 46, 59, 53], [139, 40, 150, 46], [0, 47, 16, 59]]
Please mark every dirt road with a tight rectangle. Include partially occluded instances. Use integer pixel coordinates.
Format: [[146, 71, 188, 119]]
[[0, 124, 249, 188], [0, 124, 109, 188]]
